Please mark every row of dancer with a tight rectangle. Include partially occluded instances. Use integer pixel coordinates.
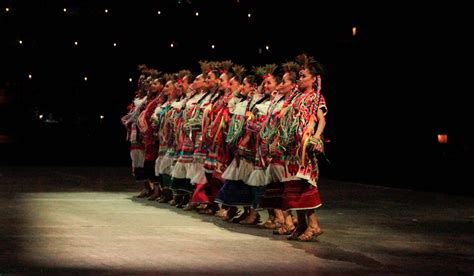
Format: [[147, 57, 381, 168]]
[[122, 54, 328, 241]]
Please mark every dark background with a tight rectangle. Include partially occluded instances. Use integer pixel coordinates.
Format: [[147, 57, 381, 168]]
[[1, 1, 472, 194]]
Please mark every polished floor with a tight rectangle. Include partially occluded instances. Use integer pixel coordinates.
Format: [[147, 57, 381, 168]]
[[1, 167, 473, 274]]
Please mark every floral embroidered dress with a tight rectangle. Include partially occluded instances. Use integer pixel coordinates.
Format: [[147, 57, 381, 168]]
[[191, 89, 228, 203], [245, 95, 272, 187], [171, 90, 201, 180], [152, 99, 175, 187], [187, 89, 215, 186], [138, 96, 163, 163], [278, 80, 328, 210], [121, 95, 147, 169]]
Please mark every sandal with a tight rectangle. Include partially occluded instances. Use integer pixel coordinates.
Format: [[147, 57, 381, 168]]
[[230, 212, 248, 223], [262, 219, 284, 230], [198, 204, 218, 215], [136, 188, 152, 198], [297, 227, 323, 242], [157, 195, 171, 203], [287, 228, 304, 240], [183, 203, 196, 211], [215, 208, 227, 218], [273, 224, 296, 235], [176, 194, 190, 208], [196, 204, 207, 210], [222, 207, 240, 221], [239, 213, 261, 225], [202, 208, 215, 215]]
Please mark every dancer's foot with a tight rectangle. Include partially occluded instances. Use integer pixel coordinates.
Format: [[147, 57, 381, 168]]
[[239, 211, 260, 225], [296, 227, 323, 242]]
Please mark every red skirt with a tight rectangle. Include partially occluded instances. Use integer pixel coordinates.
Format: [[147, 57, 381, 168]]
[[282, 180, 322, 211], [260, 182, 284, 209], [191, 172, 224, 204]]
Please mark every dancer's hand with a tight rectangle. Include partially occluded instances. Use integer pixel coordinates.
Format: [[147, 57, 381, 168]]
[[311, 135, 323, 153]]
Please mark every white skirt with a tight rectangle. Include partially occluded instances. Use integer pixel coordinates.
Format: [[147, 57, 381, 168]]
[[221, 158, 254, 182], [130, 149, 145, 168]]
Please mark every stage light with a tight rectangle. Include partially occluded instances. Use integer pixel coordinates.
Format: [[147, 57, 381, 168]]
[[105, 9, 108, 14], [211, 44, 215, 49], [19, 40, 23, 45], [195, 12, 199, 16], [157, 10, 161, 15], [170, 43, 174, 48], [100, 115, 104, 119], [28, 74, 32, 79], [74, 41, 78, 46], [129, 78, 133, 83], [63, 8, 67, 13], [84, 76, 88, 82], [5, 7, 10, 12], [266, 45, 269, 50], [39, 114, 43, 119], [248, 13, 251, 18], [352, 27, 357, 36], [113, 42, 117, 47], [438, 134, 448, 144]]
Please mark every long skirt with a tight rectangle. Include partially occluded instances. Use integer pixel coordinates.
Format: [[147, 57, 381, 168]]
[[260, 181, 284, 209], [282, 180, 322, 211], [215, 180, 253, 207], [170, 177, 194, 195], [160, 174, 172, 189]]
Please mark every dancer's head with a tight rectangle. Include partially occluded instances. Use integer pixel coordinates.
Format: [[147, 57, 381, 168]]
[[242, 75, 256, 97]]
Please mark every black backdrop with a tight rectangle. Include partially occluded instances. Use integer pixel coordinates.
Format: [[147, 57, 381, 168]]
[[1, 1, 472, 194]]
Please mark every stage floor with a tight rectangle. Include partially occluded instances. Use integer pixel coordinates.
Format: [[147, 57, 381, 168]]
[[1, 167, 473, 274]]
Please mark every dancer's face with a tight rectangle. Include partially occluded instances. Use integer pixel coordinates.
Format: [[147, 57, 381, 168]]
[[278, 73, 294, 95], [179, 76, 189, 92], [175, 82, 184, 97], [229, 77, 241, 93], [219, 73, 230, 91], [206, 72, 219, 88], [264, 76, 278, 95], [191, 74, 205, 90], [150, 79, 164, 94], [163, 81, 176, 97], [298, 69, 316, 90], [241, 78, 253, 96]]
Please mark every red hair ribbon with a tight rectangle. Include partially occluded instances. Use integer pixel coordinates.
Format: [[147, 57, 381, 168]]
[[177, 78, 184, 84], [219, 69, 227, 74]]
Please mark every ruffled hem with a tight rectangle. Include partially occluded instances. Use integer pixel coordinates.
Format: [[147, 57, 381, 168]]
[[246, 169, 271, 186], [130, 149, 145, 168], [221, 159, 253, 181], [171, 162, 189, 179], [184, 163, 195, 180], [154, 155, 163, 176], [237, 160, 254, 182], [265, 164, 284, 183], [264, 164, 301, 183], [221, 160, 239, 180], [158, 156, 174, 175], [190, 163, 207, 185]]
